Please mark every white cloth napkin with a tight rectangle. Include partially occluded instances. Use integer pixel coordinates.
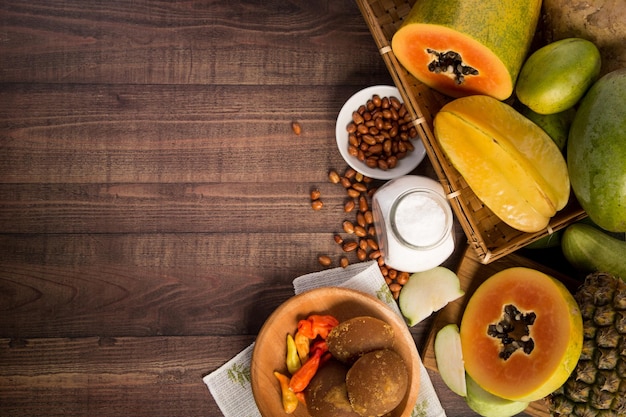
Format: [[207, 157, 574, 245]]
[[203, 260, 447, 417]]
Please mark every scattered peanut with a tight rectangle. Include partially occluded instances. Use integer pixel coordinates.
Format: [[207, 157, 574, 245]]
[[356, 212, 366, 228], [344, 199, 356, 213], [342, 220, 355, 234], [359, 196, 368, 212], [318, 255, 332, 266], [342, 241, 358, 252], [328, 170, 340, 184], [311, 200, 323, 211], [317, 163, 413, 297], [291, 121, 302, 136]]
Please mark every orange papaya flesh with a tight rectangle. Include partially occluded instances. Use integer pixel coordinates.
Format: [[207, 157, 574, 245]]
[[391, 0, 541, 100], [392, 25, 510, 100], [460, 267, 583, 403]]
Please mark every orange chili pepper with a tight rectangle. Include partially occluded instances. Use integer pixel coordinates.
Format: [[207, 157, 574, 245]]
[[296, 314, 339, 340], [293, 330, 310, 363], [288, 340, 328, 393], [273, 371, 299, 414]]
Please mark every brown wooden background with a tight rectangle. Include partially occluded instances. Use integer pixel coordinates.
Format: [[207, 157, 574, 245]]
[[0, 1, 533, 415]]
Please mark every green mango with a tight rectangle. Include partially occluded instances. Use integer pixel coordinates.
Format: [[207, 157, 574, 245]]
[[516, 38, 601, 114], [562, 223, 626, 279], [568, 69, 626, 232], [519, 105, 575, 151]]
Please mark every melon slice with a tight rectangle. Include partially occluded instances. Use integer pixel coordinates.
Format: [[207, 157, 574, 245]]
[[398, 267, 464, 327], [459, 267, 583, 402], [465, 374, 529, 417], [434, 324, 466, 397], [434, 95, 570, 232], [391, 0, 541, 100]]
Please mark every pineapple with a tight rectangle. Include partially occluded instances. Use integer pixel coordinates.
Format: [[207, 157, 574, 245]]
[[547, 272, 626, 416]]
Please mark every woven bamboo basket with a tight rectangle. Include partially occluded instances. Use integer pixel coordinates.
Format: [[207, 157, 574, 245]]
[[355, 0, 587, 264]]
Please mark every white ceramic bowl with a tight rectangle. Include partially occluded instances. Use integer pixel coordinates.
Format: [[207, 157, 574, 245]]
[[335, 85, 426, 180]]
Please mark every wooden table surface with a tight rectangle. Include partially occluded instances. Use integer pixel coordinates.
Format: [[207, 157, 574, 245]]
[[0, 1, 534, 416]]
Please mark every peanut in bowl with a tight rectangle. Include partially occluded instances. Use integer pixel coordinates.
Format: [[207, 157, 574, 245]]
[[335, 85, 426, 180], [250, 286, 420, 417]]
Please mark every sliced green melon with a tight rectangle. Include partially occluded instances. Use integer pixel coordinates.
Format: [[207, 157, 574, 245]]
[[465, 374, 529, 417]]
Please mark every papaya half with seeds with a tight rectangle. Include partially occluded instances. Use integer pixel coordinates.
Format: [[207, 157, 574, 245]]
[[460, 267, 583, 403], [433, 95, 570, 233], [391, 0, 541, 100]]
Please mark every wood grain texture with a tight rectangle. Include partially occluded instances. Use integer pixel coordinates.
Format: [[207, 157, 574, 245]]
[[0, 336, 255, 417], [0, 0, 387, 85]]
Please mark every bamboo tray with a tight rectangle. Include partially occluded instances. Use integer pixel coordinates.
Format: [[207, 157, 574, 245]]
[[355, 0, 587, 264], [421, 246, 581, 417]]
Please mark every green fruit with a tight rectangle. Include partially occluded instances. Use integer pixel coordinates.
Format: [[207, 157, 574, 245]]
[[562, 223, 626, 279], [398, 267, 464, 326], [465, 374, 529, 417], [519, 105, 575, 151], [568, 69, 626, 232], [516, 38, 601, 114], [434, 324, 466, 397], [523, 230, 563, 249]]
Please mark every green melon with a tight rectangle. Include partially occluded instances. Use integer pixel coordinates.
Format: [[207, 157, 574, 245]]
[[567, 69, 626, 232], [391, 0, 541, 100]]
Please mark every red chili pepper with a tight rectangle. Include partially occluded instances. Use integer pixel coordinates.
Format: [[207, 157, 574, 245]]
[[288, 340, 328, 393], [296, 314, 339, 340]]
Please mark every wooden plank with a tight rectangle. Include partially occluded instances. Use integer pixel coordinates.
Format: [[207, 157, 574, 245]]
[[421, 247, 581, 417], [0, 335, 254, 417], [0, 181, 365, 233], [0, 0, 388, 86], [0, 83, 363, 184], [0, 232, 375, 338]]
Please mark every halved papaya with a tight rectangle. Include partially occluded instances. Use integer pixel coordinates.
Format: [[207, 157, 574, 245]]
[[459, 267, 582, 403], [391, 0, 541, 100]]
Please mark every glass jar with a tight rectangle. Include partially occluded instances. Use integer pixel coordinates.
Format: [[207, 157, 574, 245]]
[[372, 175, 454, 273]]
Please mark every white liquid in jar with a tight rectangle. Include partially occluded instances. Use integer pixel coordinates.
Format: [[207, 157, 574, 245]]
[[393, 191, 448, 248], [373, 175, 454, 273]]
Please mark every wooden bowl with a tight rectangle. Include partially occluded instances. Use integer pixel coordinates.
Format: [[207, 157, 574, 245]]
[[250, 287, 420, 417]]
